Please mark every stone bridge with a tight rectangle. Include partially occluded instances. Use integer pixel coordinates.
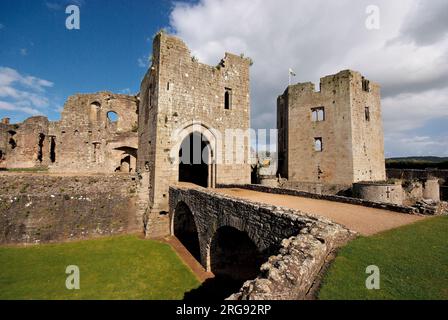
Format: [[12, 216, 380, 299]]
[[169, 186, 355, 299]]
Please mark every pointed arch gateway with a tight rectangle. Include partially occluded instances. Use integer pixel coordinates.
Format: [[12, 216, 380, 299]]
[[176, 122, 218, 188]]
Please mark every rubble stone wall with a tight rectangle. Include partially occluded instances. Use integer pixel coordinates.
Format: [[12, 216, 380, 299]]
[[0, 173, 139, 244]]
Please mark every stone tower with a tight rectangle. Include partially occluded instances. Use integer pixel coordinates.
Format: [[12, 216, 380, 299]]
[[137, 32, 251, 237], [277, 70, 386, 191]]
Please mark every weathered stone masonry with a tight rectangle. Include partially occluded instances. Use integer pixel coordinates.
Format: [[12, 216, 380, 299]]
[[0, 174, 139, 244], [169, 186, 355, 299], [278, 70, 386, 191], [138, 33, 252, 238], [0, 92, 139, 174]]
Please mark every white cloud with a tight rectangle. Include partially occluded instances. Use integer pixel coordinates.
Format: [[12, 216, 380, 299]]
[[0, 101, 41, 116], [20, 48, 28, 56], [45, 0, 85, 10], [0, 67, 54, 117], [169, 0, 448, 156], [383, 89, 448, 133], [137, 54, 151, 68], [119, 88, 131, 95], [385, 134, 448, 158]]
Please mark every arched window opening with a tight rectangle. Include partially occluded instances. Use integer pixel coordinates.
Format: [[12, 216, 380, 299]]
[[107, 111, 119, 123], [314, 137, 323, 152], [90, 101, 101, 123], [224, 88, 232, 110]]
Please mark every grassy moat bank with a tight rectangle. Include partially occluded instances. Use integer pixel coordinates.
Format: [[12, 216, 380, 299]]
[[319, 216, 448, 300], [0, 235, 200, 300]]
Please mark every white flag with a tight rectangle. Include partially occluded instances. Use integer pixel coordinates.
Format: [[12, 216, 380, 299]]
[[289, 68, 296, 77]]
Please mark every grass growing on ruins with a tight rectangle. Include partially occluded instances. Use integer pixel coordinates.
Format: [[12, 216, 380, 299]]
[[0, 235, 200, 300], [318, 216, 448, 300], [6, 167, 48, 172]]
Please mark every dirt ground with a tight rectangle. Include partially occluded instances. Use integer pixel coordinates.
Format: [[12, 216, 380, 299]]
[[215, 188, 426, 236]]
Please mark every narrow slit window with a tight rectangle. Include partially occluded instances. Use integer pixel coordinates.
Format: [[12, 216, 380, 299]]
[[50, 136, 56, 163], [365, 107, 370, 122], [224, 88, 232, 110], [314, 138, 323, 152], [362, 78, 370, 92]]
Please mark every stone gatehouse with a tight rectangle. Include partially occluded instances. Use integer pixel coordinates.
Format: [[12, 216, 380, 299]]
[[137, 32, 252, 237]]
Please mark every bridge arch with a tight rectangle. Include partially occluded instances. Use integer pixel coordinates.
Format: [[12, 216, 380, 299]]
[[208, 226, 264, 281], [172, 201, 201, 262]]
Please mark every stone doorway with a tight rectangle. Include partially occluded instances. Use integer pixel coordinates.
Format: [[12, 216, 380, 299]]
[[178, 132, 210, 188]]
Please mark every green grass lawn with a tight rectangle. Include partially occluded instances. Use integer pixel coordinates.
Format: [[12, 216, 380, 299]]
[[319, 216, 448, 300], [0, 235, 200, 300]]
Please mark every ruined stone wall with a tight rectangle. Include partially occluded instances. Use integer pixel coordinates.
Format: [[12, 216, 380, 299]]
[[139, 33, 251, 237], [0, 117, 50, 169], [51, 92, 139, 173], [352, 182, 404, 205], [387, 169, 448, 201], [0, 173, 139, 244], [0, 92, 139, 174], [0, 121, 12, 166], [277, 70, 386, 186]]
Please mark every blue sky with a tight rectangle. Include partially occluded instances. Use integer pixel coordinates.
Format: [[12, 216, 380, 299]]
[[1, 0, 447, 157], [0, 0, 175, 122]]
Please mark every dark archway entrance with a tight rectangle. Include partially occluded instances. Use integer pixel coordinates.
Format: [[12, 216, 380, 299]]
[[179, 133, 210, 188], [173, 202, 201, 262]]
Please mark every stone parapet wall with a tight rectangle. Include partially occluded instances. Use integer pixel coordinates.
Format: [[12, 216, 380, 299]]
[[217, 184, 418, 214], [280, 180, 351, 196], [228, 218, 354, 300]]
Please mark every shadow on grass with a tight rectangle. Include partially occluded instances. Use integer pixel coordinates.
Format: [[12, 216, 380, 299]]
[[183, 275, 245, 301]]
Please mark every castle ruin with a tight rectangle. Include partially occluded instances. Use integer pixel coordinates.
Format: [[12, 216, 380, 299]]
[[0, 33, 445, 246], [0, 92, 139, 173]]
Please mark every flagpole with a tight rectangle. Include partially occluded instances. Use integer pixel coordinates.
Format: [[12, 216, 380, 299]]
[[288, 68, 296, 86]]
